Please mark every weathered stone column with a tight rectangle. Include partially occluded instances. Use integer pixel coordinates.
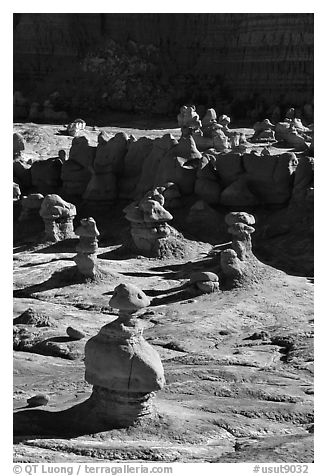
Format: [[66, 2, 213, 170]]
[[124, 189, 178, 256], [84, 283, 165, 428], [220, 212, 256, 284], [39, 194, 76, 242], [74, 217, 100, 278]]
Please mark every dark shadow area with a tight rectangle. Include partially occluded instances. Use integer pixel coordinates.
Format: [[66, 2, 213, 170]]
[[149, 288, 199, 306], [143, 284, 186, 297], [19, 257, 72, 268], [13, 398, 114, 438], [98, 244, 139, 261], [121, 270, 178, 279], [13, 244, 36, 254], [13, 266, 85, 297], [35, 238, 79, 254], [149, 256, 219, 275]]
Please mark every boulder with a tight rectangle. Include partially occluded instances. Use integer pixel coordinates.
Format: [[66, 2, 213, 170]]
[[155, 136, 201, 195], [244, 152, 298, 204], [211, 152, 244, 186], [135, 135, 178, 199], [94, 131, 128, 175], [293, 156, 314, 194], [67, 326, 85, 340], [194, 178, 221, 204], [13, 182, 21, 200], [13, 159, 32, 190], [83, 171, 117, 201], [68, 136, 96, 169], [118, 137, 154, 198], [220, 177, 260, 207], [31, 158, 62, 194], [13, 132, 25, 157]]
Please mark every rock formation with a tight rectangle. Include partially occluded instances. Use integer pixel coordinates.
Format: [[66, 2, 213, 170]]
[[13, 182, 21, 201], [177, 105, 202, 137], [73, 217, 100, 278], [19, 193, 44, 221], [61, 136, 95, 196], [66, 119, 86, 137], [251, 119, 276, 142], [275, 120, 312, 151], [189, 271, 220, 293], [124, 189, 183, 257], [39, 194, 76, 242], [30, 158, 62, 195], [220, 212, 258, 286], [13, 132, 25, 158], [84, 283, 165, 428]]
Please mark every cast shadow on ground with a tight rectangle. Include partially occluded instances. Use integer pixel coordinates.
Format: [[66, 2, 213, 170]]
[[13, 265, 85, 297], [13, 397, 120, 439], [19, 257, 72, 268], [35, 238, 79, 254], [148, 287, 200, 307], [97, 244, 138, 261], [149, 255, 219, 276]]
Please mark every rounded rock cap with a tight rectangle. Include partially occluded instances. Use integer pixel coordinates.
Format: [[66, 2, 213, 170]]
[[190, 271, 219, 284], [225, 212, 255, 226], [109, 283, 151, 311]]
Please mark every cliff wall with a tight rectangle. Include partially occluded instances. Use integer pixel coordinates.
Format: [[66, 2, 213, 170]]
[[13, 13, 313, 115]]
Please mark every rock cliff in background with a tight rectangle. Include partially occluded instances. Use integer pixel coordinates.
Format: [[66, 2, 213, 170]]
[[13, 13, 313, 118]]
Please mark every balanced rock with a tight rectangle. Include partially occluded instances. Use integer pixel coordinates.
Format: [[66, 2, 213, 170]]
[[39, 194, 76, 242], [19, 193, 44, 221], [74, 217, 100, 278], [84, 283, 164, 427], [189, 271, 219, 293], [124, 191, 182, 257], [67, 119, 86, 137], [220, 212, 258, 286]]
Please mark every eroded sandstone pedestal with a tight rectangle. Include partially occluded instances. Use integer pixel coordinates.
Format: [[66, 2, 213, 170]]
[[73, 217, 100, 278], [124, 189, 184, 258], [39, 194, 76, 242], [84, 283, 165, 427], [220, 212, 258, 286]]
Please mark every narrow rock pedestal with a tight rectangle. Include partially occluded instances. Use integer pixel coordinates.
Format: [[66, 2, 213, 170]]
[[220, 212, 257, 285], [74, 217, 100, 278], [84, 283, 165, 428]]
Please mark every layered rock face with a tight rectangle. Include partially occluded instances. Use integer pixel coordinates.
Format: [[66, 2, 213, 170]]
[[14, 13, 313, 113], [84, 283, 165, 427]]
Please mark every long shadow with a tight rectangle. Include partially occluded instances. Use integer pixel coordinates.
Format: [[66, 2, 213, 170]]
[[13, 266, 85, 297], [121, 270, 178, 279], [143, 284, 186, 297], [149, 287, 200, 306], [98, 244, 138, 261], [19, 257, 73, 268], [13, 398, 119, 439], [149, 256, 218, 274], [35, 239, 79, 254]]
